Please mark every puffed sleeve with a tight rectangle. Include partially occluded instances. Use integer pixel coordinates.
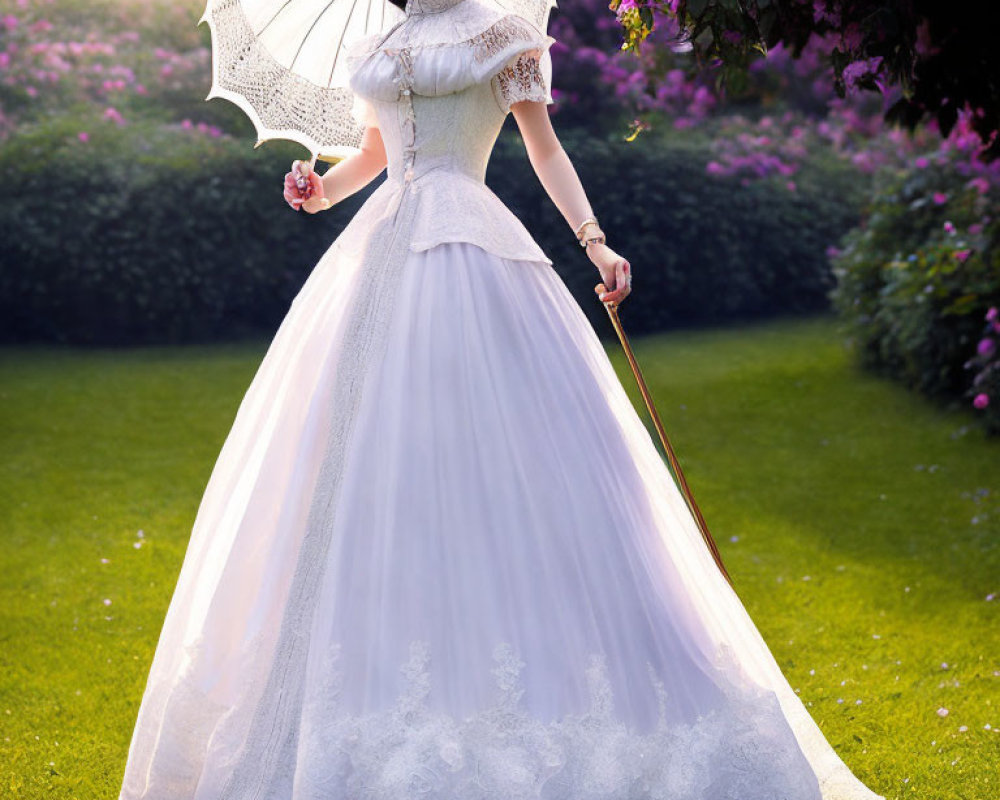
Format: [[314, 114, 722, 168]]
[[491, 45, 554, 114]]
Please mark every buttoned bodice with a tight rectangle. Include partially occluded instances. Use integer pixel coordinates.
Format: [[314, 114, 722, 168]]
[[339, 0, 555, 263]]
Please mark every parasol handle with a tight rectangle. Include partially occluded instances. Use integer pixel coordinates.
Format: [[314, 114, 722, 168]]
[[598, 294, 735, 590]]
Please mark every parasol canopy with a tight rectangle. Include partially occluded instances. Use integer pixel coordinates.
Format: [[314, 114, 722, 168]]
[[198, 0, 405, 161]]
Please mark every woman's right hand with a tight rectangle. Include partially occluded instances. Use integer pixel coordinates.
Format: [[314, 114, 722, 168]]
[[283, 160, 328, 212]]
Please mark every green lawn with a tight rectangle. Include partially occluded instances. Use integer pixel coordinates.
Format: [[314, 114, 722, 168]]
[[1, 313, 997, 799]]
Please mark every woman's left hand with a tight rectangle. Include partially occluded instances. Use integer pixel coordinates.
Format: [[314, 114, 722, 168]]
[[587, 242, 632, 306]]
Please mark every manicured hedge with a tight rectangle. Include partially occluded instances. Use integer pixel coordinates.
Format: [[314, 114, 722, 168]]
[[829, 164, 1000, 432], [0, 117, 864, 345], [0, 117, 369, 345]]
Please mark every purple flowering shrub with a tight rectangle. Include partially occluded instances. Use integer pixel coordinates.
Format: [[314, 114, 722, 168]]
[[830, 158, 1000, 432], [0, 113, 377, 345], [0, 0, 238, 142], [964, 308, 1000, 426]]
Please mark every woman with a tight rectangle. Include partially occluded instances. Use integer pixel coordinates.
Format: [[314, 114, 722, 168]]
[[118, 0, 886, 797]]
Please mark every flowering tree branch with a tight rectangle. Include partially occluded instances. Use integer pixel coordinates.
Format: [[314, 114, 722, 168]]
[[610, 0, 1000, 159]]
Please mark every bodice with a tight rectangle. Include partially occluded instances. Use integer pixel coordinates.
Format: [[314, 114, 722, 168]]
[[355, 68, 509, 188], [339, 0, 555, 264]]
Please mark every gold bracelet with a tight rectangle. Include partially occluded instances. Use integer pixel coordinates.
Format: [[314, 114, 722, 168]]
[[579, 223, 606, 247], [573, 216, 599, 240]]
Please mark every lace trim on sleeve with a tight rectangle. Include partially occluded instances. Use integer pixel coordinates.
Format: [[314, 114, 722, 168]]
[[493, 50, 549, 112], [469, 16, 543, 63]]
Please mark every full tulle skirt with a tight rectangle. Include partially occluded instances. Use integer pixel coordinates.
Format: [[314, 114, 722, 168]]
[[117, 235, 884, 800]]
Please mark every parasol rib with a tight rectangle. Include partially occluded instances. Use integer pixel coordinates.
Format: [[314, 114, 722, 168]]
[[289, 0, 339, 72], [257, 0, 296, 36], [326, 0, 364, 87]]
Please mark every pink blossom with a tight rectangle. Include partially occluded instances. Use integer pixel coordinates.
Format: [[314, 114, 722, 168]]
[[615, 0, 638, 20], [786, 180, 797, 192], [181, 118, 193, 129], [842, 56, 883, 93], [813, 1, 840, 26], [77, 131, 89, 143], [0, 52, 9, 70], [915, 157, 929, 169], [978, 338, 996, 356], [973, 393, 990, 410], [1, 15, 18, 31], [103, 106, 124, 125], [25, 85, 37, 97], [967, 177, 990, 194], [986, 307, 999, 322], [969, 223, 984, 235], [954, 249, 971, 262], [943, 221, 955, 234], [932, 192, 949, 205]]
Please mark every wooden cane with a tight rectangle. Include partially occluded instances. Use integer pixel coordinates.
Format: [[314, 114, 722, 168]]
[[600, 295, 735, 589]]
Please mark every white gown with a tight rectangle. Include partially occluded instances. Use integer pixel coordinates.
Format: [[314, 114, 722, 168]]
[[118, 0, 886, 798]]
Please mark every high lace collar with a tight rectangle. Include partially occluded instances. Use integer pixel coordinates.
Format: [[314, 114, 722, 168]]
[[404, 0, 468, 16]]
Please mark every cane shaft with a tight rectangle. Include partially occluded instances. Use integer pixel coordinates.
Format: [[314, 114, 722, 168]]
[[604, 303, 734, 589]]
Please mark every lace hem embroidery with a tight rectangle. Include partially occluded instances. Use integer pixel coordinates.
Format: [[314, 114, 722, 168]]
[[291, 640, 825, 800]]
